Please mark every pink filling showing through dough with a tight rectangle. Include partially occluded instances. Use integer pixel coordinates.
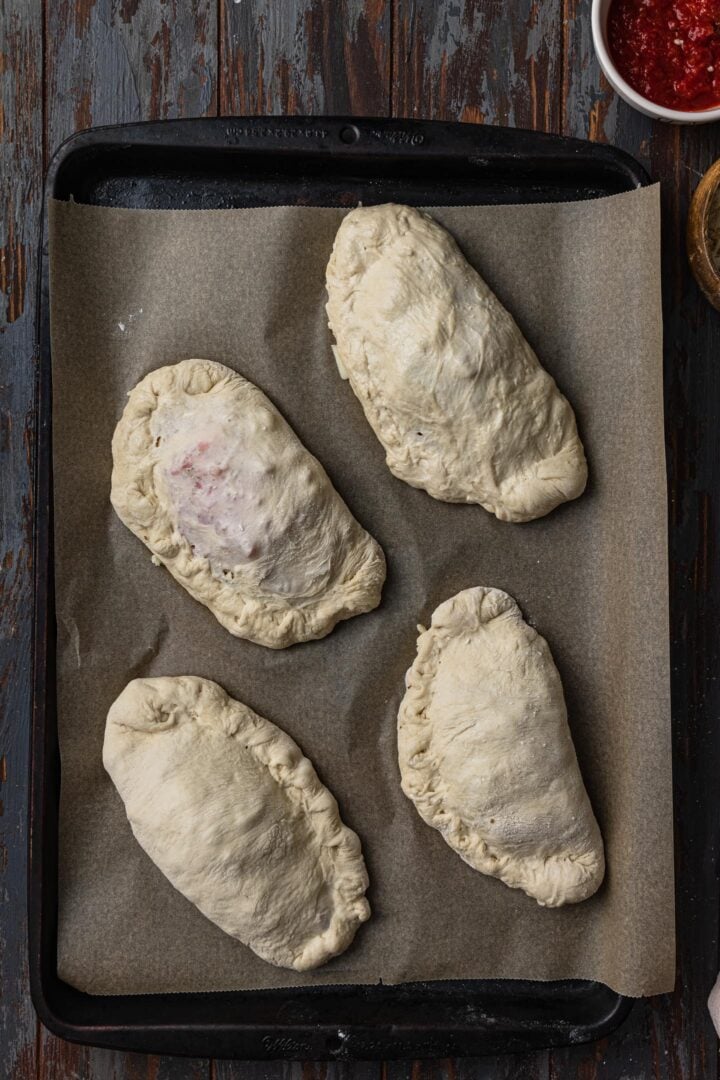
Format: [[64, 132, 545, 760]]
[[165, 436, 271, 569]]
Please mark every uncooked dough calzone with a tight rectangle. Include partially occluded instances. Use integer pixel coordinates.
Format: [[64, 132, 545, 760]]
[[398, 587, 605, 906], [326, 204, 588, 522], [111, 359, 386, 648], [104, 676, 370, 970]]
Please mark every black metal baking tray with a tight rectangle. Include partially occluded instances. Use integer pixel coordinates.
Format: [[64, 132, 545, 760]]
[[31, 116, 644, 1060]]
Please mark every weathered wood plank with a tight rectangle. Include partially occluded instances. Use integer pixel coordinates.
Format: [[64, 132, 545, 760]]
[[384, 1057, 549, 1080], [39, 0, 218, 1074], [37, 1041, 210, 1080], [0, 0, 43, 1077], [220, 0, 391, 116], [456, 1056, 550, 1079], [392, 0, 563, 131], [214, 1048, 549, 1076], [214, 1061, 381, 1080], [46, 0, 217, 151], [552, 2, 720, 1077], [561, 0, 652, 163]]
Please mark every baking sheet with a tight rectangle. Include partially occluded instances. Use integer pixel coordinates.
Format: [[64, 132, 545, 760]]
[[48, 187, 673, 999]]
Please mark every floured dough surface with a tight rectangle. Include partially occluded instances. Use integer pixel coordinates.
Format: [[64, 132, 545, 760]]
[[326, 204, 588, 522], [111, 359, 386, 648], [398, 587, 605, 906], [104, 676, 371, 970]]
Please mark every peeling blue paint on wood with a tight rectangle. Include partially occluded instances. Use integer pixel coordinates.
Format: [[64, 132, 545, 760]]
[[393, 0, 562, 131], [221, 0, 390, 115], [0, 0, 42, 1076], [46, 0, 217, 150]]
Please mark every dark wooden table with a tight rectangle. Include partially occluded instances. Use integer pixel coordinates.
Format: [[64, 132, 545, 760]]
[[2, 1, 719, 1076]]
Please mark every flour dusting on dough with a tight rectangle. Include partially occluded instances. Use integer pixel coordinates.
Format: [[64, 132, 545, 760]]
[[326, 204, 588, 522], [398, 586, 605, 907], [104, 676, 370, 970], [110, 359, 386, 648]]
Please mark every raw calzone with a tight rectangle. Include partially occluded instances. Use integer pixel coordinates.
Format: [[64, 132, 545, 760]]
[[111, 359, 386, 648], [326, 203, 588, 522], [398, 587, 605, 907], [104, 676, 371, 970]]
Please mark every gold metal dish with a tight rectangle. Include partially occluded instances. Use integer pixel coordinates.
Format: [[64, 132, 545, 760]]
[[687, 159, 720, 311]]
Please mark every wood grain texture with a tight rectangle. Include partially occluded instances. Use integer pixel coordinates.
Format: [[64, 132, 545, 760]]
[[220, 0, 390, 116], [561, 0, 652, 163], [214, 1062, 382, 1080], [45, 0, 217, 151], [392, 0, 562, 131], [0, 0, 42, 1077], [384, 1058, 549, 1079], [37, 1042, 209, 1080]]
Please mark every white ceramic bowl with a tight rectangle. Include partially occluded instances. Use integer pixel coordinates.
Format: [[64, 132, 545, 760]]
[[591, 0, 720, 124]]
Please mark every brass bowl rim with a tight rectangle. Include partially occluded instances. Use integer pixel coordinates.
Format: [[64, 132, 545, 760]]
[[687, 158, 720, 311]]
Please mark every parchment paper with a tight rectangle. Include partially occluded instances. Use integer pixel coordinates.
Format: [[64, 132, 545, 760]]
[[49, 187, 674, 998]]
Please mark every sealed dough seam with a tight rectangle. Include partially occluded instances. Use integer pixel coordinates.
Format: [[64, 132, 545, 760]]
[[399, 611, 603, 907]]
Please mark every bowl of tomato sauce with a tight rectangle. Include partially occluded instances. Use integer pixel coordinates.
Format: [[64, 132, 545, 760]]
[[592, 0, 720, 122]]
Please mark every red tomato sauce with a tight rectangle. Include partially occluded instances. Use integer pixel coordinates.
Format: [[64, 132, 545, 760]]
[[607, 0, 720, 111]]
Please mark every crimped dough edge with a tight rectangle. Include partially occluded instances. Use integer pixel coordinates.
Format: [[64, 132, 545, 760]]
[[105, 675, 371, 971], [397, 587, 605, 908], [110, 358, 386, 648]]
